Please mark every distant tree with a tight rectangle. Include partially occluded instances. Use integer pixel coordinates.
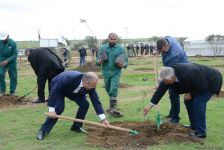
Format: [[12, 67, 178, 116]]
[[206, 34, 224, 56], [65, 38, 71, 46], [73, 41, 85, 50], [84, 36, 98, 48], [177, 37, 187, 43], [148, 36, 161, 43]]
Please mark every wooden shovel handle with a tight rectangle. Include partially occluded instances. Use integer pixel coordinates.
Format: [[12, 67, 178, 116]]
[[153, 55, 159, 88], [45, 113, 130, 132]]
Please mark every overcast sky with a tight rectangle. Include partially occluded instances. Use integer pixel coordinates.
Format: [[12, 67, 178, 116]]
[[0, 0, 223, 41]]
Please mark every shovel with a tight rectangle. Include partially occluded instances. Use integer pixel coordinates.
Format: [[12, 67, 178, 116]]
[[16, 86, 37, 101], [45, 113, 139, 135], [153, 54, 159, 88]]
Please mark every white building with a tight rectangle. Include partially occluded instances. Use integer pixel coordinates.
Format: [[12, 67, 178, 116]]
[[40, 39, 58, 47], [38, 28, 67, 48], [184, 40, 224, 56]]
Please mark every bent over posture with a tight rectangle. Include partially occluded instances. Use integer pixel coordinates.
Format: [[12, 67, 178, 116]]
[[144, 63, 222, 138], [37, 71, 109, 140], [25, 48, 64, 103]]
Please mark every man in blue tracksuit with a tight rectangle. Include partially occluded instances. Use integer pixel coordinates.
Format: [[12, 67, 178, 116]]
[[156, 36, 189, 123], [36, 71, 109, 140]]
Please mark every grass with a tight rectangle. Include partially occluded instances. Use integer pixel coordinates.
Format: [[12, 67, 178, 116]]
[[0, 55, 224, 150]]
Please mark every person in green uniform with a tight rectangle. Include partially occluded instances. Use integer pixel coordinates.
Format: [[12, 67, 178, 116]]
[[97, 33, 128, 117], [0, 32, 18, 96]]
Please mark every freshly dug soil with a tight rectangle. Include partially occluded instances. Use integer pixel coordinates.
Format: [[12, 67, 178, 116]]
[[75, 62, 100, 72], [86, 121, 203, 150], [0, 94, 32, 109]]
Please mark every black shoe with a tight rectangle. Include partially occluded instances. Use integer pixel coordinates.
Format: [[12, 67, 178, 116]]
[[36, 130, 46, 140], [32, 98, 45, 103], [190, 132, 206, 138], [71, 127, 87, 133], [183, 124, 195, 130], [109, 109, 123, 118], [168, 118, 179, 124]]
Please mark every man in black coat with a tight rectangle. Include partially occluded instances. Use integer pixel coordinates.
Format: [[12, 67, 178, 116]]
[[25, 48, 65, 103], [144, 63, 223, 138]]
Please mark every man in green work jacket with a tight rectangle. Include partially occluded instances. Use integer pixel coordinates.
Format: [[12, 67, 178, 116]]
[[97, 33, 128, 117], [0, 32, 18, 96]]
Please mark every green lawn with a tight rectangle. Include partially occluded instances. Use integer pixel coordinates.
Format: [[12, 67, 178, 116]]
[[0, 56, 224, 150]]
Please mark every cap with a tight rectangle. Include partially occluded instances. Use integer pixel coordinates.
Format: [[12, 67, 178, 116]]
[[0, 32, 9, 40]]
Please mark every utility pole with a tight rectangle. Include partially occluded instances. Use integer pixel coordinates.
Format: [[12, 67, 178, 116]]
[[80, 19, 96, 38], [124, 27, 128, 47]]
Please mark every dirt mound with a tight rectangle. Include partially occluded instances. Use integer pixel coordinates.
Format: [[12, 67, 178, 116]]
[[75, 62, 100, 72], [0, 94, 32, 109], [218, 90, 224, 97], [86, 121, 203, 150], [119, 83, 132, 88]]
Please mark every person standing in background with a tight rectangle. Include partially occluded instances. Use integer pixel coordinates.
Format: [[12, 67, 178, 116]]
[[0, 32, 18, 96], [97, 33, 128, 117], [78, 46, 87, 66], [62, 47, 69, 68], [25, 48, 64, 103]]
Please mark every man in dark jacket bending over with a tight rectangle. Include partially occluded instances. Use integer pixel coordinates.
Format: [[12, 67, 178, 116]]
[[144, 63, 222, 138], [25, 48, 64, 103]]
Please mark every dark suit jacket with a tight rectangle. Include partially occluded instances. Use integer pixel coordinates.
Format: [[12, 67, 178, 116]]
[[48, 71, 104, 115], [151, 63, 223, 104], [28, 48, 64, 94]]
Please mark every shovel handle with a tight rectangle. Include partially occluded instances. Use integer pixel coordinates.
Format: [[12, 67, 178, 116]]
[[17, 86, 37, 101], [17, 95, 26, 101], [153, 55, 158, 81], [25, 86, 37, 96], [45, 113, 131, 133]]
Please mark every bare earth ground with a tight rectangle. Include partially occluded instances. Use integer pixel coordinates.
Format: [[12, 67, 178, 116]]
[[86, 121, 203, 150], [0, 94, 32, 109], [218, 90, 224, 97], [75, 61, 101, 72]]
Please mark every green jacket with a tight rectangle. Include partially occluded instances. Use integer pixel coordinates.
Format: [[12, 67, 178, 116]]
[[96, 43, 128, 77], [0, 38, 18, 63]]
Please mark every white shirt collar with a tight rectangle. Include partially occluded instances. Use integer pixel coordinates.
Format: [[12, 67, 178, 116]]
[[73, 80, 84, 93]]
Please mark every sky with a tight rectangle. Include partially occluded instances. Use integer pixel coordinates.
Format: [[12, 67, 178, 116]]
[[0, 0, 224, 41]]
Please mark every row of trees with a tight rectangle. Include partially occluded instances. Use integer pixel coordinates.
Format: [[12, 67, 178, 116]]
[[206, 35, 224, 56]]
